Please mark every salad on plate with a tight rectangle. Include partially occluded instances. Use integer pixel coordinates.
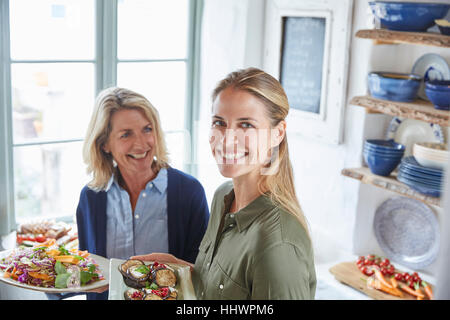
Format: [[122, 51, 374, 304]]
[[0, 239, 104, 289]]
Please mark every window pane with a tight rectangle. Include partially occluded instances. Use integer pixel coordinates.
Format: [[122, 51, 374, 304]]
[[11, 63, 95, 143], [13, 141, 89, 221], [118, 0, 189, 60], [165, 130, 191, 169], [10, 0, 95, 60], [117, 62, 186, 132]]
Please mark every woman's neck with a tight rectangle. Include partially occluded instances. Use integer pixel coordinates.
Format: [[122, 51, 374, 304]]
[[230, 171, 263, 213], [118, 166, 157, 210]]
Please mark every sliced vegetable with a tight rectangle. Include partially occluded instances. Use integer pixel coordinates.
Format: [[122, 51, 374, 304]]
[[28, 271, 53, 281], [371, 266, 393, 289], [422, 281, 434, 300], [399, 282, 425, 299], [54, 255, 80, 264], [366, 276, 403, 297]]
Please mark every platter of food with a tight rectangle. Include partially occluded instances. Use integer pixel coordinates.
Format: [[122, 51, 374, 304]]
[[0, 239, 109, 293], [15, 220, 78, 248], [108, 258, 196, 300], [330, 254, 434, 300]]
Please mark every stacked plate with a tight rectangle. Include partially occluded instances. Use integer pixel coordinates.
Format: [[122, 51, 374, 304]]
[[413, 142, 449, 170], [397, 156, 443, 197]]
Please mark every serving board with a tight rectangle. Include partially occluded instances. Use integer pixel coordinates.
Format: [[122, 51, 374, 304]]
[[329, 262, 433, 300]]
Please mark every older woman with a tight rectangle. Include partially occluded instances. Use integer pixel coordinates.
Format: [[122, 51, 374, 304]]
[[133, 68, 316, 300], [76, 87, 209, 300]]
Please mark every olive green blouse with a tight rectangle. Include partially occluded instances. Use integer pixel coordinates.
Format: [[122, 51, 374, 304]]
[[192, 181, 316, 300]]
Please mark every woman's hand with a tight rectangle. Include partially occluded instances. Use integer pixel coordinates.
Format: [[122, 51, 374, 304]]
[[130, 253, 194, 271]]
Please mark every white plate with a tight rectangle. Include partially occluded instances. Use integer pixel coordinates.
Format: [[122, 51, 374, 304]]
[[374, 197, 440, 270], [411, 53, 450, 101], [0, 249, 109, 293], [386, 117, 444, 157], [108, 258, 196, 300]]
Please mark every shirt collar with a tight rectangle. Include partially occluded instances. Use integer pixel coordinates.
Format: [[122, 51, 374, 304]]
[[105, 167, 168, 194], [223, 188, 277, 233], [147, 167, 167, 194]]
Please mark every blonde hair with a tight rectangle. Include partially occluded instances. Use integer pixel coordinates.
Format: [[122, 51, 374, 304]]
[[212, 67, 310, 237], [83, 87, 169, 191]]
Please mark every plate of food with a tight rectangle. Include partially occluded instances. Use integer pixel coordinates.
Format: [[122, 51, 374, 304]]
[[0, 239, 109, 293], [108, 258, 196, 300]]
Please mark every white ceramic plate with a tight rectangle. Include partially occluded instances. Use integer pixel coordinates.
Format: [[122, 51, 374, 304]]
[[374, 197, 440, 270], [108, 258, 196, 300], [386, 117, 444, 157], [0, 249, 109, 293], [411, 53, 450, 101]]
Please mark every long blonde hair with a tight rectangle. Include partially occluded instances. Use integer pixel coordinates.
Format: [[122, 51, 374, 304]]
[[212, 67, 310, 237], [83, 87, 169, 191]]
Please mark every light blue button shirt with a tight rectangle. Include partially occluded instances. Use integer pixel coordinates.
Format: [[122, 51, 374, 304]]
[[105, 168, 169, 260]]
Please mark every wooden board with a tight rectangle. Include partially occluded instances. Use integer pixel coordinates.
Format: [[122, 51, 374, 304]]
[[341, 167, 442, 208], [350, 95, 449, 127], [329, 262, 433, 300], [356, 29, 450, 48]]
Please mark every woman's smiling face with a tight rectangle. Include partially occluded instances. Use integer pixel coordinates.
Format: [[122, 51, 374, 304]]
[[103, 108, 155, 176], [210, 87, 276, 179]]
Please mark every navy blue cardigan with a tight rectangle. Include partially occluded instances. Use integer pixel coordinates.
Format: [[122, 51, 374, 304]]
[[76, 167, 209, 300]]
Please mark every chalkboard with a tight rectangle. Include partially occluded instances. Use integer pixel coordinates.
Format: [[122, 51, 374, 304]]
[[280, 16, 326, 115]]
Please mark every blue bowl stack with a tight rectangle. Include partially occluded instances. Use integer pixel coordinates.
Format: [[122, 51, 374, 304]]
[[397, 156, 443, 197], [363, 139, 405, 176]]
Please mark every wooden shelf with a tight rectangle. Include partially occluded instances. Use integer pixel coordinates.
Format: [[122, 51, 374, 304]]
[[350, 95, 449, 127], [356, 29, 450, 48], [342, 167, 441, 207]]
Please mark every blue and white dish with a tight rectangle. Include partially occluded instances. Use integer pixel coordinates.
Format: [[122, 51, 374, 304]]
[[386, 117, 444, 156], [401, 156, 444, 176], [367, 72, 421, 102], [374, 197, 440, 270], [397, 173, 441, 197], [398, 170, 442, 189], [399, 165, 443, 183], [411, 53, 450, 101], [369, 1, 450, 31], [425, 80, 450, 111]]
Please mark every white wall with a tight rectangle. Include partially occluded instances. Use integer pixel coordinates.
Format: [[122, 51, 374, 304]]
[[196, 0, 450, 281]]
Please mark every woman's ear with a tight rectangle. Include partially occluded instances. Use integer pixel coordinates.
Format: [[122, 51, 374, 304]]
[[271, 120, 286, 148], [102, 143, 110, 154]]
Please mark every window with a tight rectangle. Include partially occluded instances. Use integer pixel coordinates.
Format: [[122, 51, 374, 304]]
[[0, 0, 200, 233]]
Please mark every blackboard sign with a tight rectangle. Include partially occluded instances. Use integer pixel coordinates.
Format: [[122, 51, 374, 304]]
[[280, 16, 326, 115]]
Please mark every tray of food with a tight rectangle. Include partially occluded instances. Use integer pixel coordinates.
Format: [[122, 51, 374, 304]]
[[0, 239, 109, 293], [330, 254, 434, 300], [16, 220, 77, 248], [108, 258, 196, 300]]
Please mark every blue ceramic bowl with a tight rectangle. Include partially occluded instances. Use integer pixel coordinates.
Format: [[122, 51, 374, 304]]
[[364, 148, 404, 159], [368, 72, 421, 102], [365, 139, 406, 151], [364, 151, 403, 176], [425, 80, 450, 110], [369, 1, 450, 32]]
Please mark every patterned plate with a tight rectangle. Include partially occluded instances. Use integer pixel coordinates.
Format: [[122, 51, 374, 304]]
[[386, 117, 444, 157], [374, 197, 440, 270], [411, 53, 450, 101]]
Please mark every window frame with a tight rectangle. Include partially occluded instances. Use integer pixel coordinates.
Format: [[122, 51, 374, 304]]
[[0, 0, 201, 235]]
